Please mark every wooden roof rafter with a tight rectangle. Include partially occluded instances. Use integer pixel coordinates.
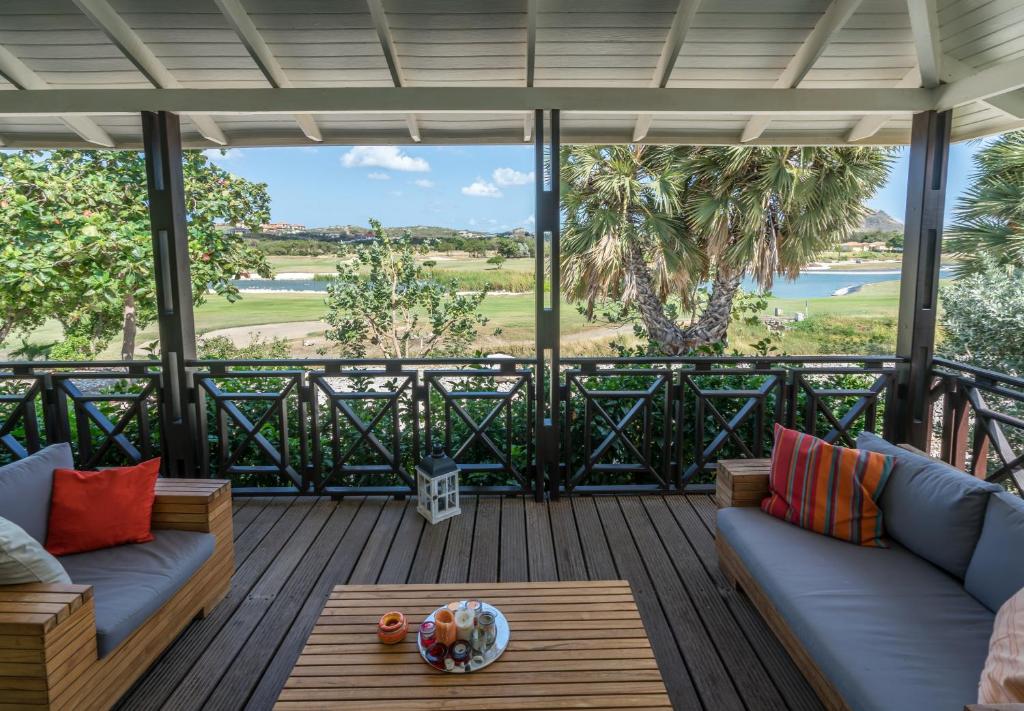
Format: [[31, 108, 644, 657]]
[[367, 0, 421, 143], [72, 0, 227, 146], [0, 44, 113, 148], [632, 0, 702, 143], [740, 0, 864, 143], [212, 0, 322, 143]]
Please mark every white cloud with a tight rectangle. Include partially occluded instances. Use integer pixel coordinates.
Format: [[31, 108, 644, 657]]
[[341, 146, 430, 172], [524, 215, 536, 225], [492, 168, 534, 186], [461, 178, 503, 198], [203, 148, 244, 161], [468, 218, 478, 226], [414, 179, 435, 188], [367, 172, 390, 180]]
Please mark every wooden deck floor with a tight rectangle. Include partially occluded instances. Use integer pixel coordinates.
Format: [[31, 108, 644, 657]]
[[116, 495, 824, 711]]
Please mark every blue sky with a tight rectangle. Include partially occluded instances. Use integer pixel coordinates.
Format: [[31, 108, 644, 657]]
[[203, 144, 536, 231], [203, 140, 985, 231]]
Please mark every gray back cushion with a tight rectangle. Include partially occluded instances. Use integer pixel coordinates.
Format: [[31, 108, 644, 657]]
[[856, 432, 1000, 579], [0, 443, 74, 544], [964, 491, 1024, 612]]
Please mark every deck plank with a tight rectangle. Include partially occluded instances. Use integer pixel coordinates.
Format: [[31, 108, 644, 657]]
[[117, 497, 308, 711], [592, 497, 704, 710], [469, 496, 502, 583], [244, 498, 389, 710], [113, 494, 825, 711], [161, 498, 336, 708], [499, 496, 528, 582]]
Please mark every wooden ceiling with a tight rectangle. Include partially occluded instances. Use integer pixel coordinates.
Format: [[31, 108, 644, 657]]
[[0, 0, 1022, 148]]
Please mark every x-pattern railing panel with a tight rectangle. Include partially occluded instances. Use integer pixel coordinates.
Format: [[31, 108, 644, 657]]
[[790, 367, 894, 447], [423, 367, 533, 490], [310, 370, 417, 492], [0, 373, 43, 461], [679, 368, 784, 484], [564, 368, 672, 492], [196, 371, 304, 489]]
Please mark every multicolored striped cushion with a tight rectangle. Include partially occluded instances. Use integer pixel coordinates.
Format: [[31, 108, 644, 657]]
[[761, 424, 895, 547]]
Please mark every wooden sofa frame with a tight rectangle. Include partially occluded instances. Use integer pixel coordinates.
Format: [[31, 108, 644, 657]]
[[716, 458, 1022, 711], [0, 479, 233, 711]]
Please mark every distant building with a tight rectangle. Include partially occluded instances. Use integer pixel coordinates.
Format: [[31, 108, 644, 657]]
[[260, 222, 307, 234], [839, 240, 891, 252], [214, 224, 249, 235]]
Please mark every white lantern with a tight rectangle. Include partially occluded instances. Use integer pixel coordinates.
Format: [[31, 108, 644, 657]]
[[416, 443, 461, 524]]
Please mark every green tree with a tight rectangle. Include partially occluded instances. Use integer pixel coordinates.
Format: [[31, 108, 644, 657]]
[[940, 260, 1024, 375], [323, 220, 488, 358], [561, 144, 891, 353], [486, 254, 506, 270], [946, 130, 1024, 274], [0, 149, 271, 359]]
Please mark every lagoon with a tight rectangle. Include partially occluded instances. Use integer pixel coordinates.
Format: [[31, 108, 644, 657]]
[[233, 267, 954, 300]]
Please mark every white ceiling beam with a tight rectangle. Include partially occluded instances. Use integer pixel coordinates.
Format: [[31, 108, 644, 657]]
[[633, 0, 701, 141], [934, 56, 1024, 112], [213, 0, 321, 142], [906, 0, 942, 88], [366, 0, 420, 143], [0, 44, 113, 147], [0, 87, 935, 116], [847, 67, 921, 141], [941, 54, 1024, 119], [525, 0, 537, 142], [741, 0, 863, 142], [72, 0, 227, 146]]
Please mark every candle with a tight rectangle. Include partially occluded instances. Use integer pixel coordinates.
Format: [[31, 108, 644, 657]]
[[434, 609, 457, 645], [454, 608, 475, 641]]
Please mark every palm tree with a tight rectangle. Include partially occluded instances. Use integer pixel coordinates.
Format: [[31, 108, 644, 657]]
[[561, 144, 892, 353], [946, 131, 1024, 274]]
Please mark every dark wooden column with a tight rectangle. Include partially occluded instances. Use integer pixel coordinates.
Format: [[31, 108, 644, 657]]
[[141, 111, 199, 477], [892, 109, 951, 449], [534, 109, 560, 500]]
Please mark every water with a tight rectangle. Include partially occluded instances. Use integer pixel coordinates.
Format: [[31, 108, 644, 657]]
[[232, 267, 954, 299]]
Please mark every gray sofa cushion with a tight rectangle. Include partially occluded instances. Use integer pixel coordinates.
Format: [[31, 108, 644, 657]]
[[964, 491, 1024, 613], [856, 432, 1000, 578], [0, 443, 73, 544], [59, 529, 214, 657], [718, 506, 994, 711]]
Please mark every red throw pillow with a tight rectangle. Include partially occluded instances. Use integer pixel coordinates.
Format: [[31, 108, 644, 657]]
[[761, 424, 894, 547], [45, 458, 160, 556]]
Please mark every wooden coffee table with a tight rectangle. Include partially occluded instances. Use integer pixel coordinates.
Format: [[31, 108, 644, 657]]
[[275, 580, 671, 709]]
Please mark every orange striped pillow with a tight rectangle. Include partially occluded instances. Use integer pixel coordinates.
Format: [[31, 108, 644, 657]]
[[761, 424, 894, 547], [979, 586, 1024, 703]]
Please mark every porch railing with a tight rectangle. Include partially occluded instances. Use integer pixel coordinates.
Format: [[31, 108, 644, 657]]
[[1, 355, 912, 496], [929, 358, 1024, 493]]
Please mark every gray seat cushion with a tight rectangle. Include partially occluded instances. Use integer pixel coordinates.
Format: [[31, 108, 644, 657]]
[[718, 507, 994, 711], [856, 432, 1000, 578], [59, 529, 214, 657], [0, 444, 73, 544], [965, 490, 1024, 612]]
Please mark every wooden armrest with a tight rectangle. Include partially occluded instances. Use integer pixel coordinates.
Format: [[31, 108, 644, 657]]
[[0, 583, 97, 706], [965, 705, 1024, 710], [716, 459, 770, 508], [152, 479, 231, 533]]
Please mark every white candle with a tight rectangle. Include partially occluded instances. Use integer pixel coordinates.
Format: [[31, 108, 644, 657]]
[[454, 608, 475, 641]]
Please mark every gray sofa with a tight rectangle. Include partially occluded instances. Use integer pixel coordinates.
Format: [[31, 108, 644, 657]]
[[716, 432, 1024, 711], [0, 444, 216, 656]]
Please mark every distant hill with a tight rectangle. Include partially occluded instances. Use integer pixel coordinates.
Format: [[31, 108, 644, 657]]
[[856, 209, 903, 233]]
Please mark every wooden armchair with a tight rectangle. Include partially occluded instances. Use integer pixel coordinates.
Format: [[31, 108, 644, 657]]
[[0, 479, 233, 711]]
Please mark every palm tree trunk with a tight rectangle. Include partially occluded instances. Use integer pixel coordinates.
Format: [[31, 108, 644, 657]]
[[120, 295, 137, 361], [623, 242, 742, 353]]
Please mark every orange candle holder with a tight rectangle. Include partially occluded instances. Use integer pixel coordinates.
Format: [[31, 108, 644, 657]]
[[434, 608, 457, 645], [377, 611, 407, 645]]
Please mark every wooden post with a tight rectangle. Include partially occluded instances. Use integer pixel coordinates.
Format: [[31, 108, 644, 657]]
[[141, 111, 199, 477], [534, 109, 560, 501], [893, 109, 951, 449]]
